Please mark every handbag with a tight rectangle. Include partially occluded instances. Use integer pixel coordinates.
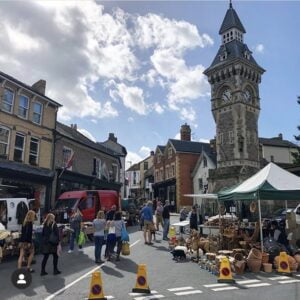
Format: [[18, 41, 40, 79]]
[[49, 224, 59, 245], [121, 223, 129, 242], [121, 242, 130, 256], [78, 231, 86, 246]]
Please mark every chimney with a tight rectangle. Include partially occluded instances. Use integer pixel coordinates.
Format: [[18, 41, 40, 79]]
[[150, 151, 154, 156], [32, 79, 46, 95], [109, 133, 117, 143], [180, 123, 191, 141], [70, 124, 77, 130], [278, 133, 283, 140]]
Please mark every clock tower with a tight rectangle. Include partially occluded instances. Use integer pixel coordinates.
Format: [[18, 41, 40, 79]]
[[204, 2, 265, 192]]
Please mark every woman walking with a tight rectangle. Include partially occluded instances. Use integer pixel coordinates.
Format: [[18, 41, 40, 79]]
[[18, 210, 36, 272], [41, 213, 61, 276], [93, 211, 106, 264], [106, 219, 116, 261], [114, 211, 125, 261], [68, 209, 83, 253]]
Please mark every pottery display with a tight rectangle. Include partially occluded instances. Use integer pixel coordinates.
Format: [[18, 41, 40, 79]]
[[234, 260, 246, 275], [261, 252, 269, 264], [247, 248, 262, 260], [247, 258, 262, 272], [262, 263, 272, 273]]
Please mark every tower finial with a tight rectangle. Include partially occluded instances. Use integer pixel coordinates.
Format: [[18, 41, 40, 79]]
[[229, 0, 233, 9]]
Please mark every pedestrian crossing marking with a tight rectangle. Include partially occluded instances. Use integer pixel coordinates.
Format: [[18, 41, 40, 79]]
[[269, 276, 291, 280], [174, 290, 202, 296], [133, 295, 165, 300], [212, 286, 239, 291], [244, 283, 271, 288], [129, 290, 158, 296], [236, 279, 261, 284], [278, 279, 300, 284], [204, 283, 229, 288], [167, 287, 194, 292]]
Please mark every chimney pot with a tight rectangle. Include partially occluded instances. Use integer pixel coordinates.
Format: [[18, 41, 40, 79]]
[[109, 133, 117, 143], [278, 133, 283, 140], [180, 123, 191, 141], [32, 79, 46, 95], [150, 151, 154, 156]]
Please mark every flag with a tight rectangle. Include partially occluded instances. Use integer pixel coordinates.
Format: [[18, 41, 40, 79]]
[[65, 152, 74, 170]]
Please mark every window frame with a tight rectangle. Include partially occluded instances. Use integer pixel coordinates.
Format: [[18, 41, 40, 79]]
[[32, 101, 43, 125], [168, 147, 172, 159], [2, 88, 14, 113], [62, 146, 73, 170], [0, 125, 10, 157], [29, 137, 39, 166], [18, 94, 29, 119], [13, 132, 26, 162]]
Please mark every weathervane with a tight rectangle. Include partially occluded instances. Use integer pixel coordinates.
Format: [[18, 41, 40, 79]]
[[229, 0, 233, 9]]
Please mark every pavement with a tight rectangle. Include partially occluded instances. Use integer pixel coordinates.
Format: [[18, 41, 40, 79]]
[[0, 215, 300, 300]]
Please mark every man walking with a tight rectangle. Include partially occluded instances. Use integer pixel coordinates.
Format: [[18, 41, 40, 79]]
[[155, 201, 164, 231], [141, 201, 154, 245], [162, 200, 170, 240]]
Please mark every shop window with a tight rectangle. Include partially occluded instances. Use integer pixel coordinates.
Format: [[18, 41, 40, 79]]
[[29, 137, 39, 165], [0, 125, 10, 157], [13, 132, 25, 162], [18, 95, 29, 119], [2, 88, 14, 113], [32, 102, 42, 124]]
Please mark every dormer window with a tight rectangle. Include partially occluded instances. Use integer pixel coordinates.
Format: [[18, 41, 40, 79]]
[[244, 51, 250, 60], [220, 51, 228, 61]]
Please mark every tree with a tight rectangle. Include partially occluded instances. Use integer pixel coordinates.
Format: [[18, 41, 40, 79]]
[[292, 96, 300, 164]]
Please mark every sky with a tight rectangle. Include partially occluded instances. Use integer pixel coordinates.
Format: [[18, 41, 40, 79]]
[[0, 0, 299, 168]]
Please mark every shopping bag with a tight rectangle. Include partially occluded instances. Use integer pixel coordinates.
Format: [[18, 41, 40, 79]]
[[121, 223, 129, 242], [78, 231, 86, 246], [121, 242, 130, 256]]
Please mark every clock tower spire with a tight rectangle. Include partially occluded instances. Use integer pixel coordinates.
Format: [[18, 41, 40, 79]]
[[204, 3, 265, 192]]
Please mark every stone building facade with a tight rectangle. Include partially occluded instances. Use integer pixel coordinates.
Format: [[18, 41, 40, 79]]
[[204, 3, 265, 192], [52, 122, 121, 206], [0, 70, 61, 211]]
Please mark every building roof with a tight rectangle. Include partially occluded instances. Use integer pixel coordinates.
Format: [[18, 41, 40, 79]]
[[56, 122, 120, 159], [169, 139, 212, 154], [126, 163, 140, 172], [219, 4, 246, 34], [0, 70, 62, 108], [157, 145, 166, 153], [259, 137, 298, 148], [207, 40, 263, 71], [100, 140, 127, 156]]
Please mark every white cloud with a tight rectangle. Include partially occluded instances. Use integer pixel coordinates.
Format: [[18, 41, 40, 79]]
[[199, 138, 210, 143], [128, 117, 134, 123], [77, 128, 97, 142], [179, 107, 196, 123], [112, 83, 148, 115], [174, 133, 180, 140], [139, 146, 151, 157], [152, 102, 164, 114], [126, 151, 142, 170], [254, 44, 264, 54], [91, 119, 98, 124]]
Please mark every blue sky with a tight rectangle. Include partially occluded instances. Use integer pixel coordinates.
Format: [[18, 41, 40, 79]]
[[0, 1, 299, 167]]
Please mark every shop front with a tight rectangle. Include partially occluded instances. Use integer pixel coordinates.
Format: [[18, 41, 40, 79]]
[[153, 178, 176, 210]]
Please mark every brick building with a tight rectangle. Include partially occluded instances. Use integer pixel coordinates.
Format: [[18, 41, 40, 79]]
[[153, 124, 212, 211], [0, 70, 61, 211], [52, 122, 122, 206]]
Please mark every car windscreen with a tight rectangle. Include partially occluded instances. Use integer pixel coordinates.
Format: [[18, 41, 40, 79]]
[[55, 198, 78, 210]]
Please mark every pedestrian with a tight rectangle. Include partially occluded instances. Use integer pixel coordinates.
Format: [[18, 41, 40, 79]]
[[41, 213, 61, 276], [155, 201, 163, 231], [189, 206, 198, 231], [93, 210, 106, 264], [152, 198, 157, 213], [113, 211, 125, 261], [106, 205, 117, 221], [141, 201, 154, 245], [68, 209, 83, 253], [179, 207, 188, 234], [139, 204, 145, 231], [106, 220, 116, 261], [18, 210, 36, 272], [162, 200, 170, 240]]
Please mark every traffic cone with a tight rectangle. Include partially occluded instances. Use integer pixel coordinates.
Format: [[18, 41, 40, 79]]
[[132, 264, 151, 294], [218, 257, 235, 283], [88, 271, 107, 300], [277, 251, 292, 276]]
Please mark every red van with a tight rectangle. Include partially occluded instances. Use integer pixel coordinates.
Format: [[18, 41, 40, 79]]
[[54, 190, 119, 222]]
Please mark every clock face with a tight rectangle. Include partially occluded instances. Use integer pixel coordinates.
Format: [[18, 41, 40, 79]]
[[221, 89, 232, 102], [243, 89, 252, 102]]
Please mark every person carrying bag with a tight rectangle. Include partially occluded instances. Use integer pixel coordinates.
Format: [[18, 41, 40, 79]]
[[121, 221, 130, 256]]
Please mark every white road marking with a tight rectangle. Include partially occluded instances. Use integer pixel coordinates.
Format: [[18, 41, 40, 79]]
[[44, 240, 141, 300], [236, 279, 261, 285], [203, 283, 229, 288], [134, 295, 164, 300], [174, 290, 203, 296], [129, 291, 157, 296], [296, 274, 300, 277], [167, 287, 194, 292], [269, 276, 291, 280], [244, 283, 271, 288], [278, 279, 300, 284], [106, 296, 115, 299], [212, 286, 239, 291]]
